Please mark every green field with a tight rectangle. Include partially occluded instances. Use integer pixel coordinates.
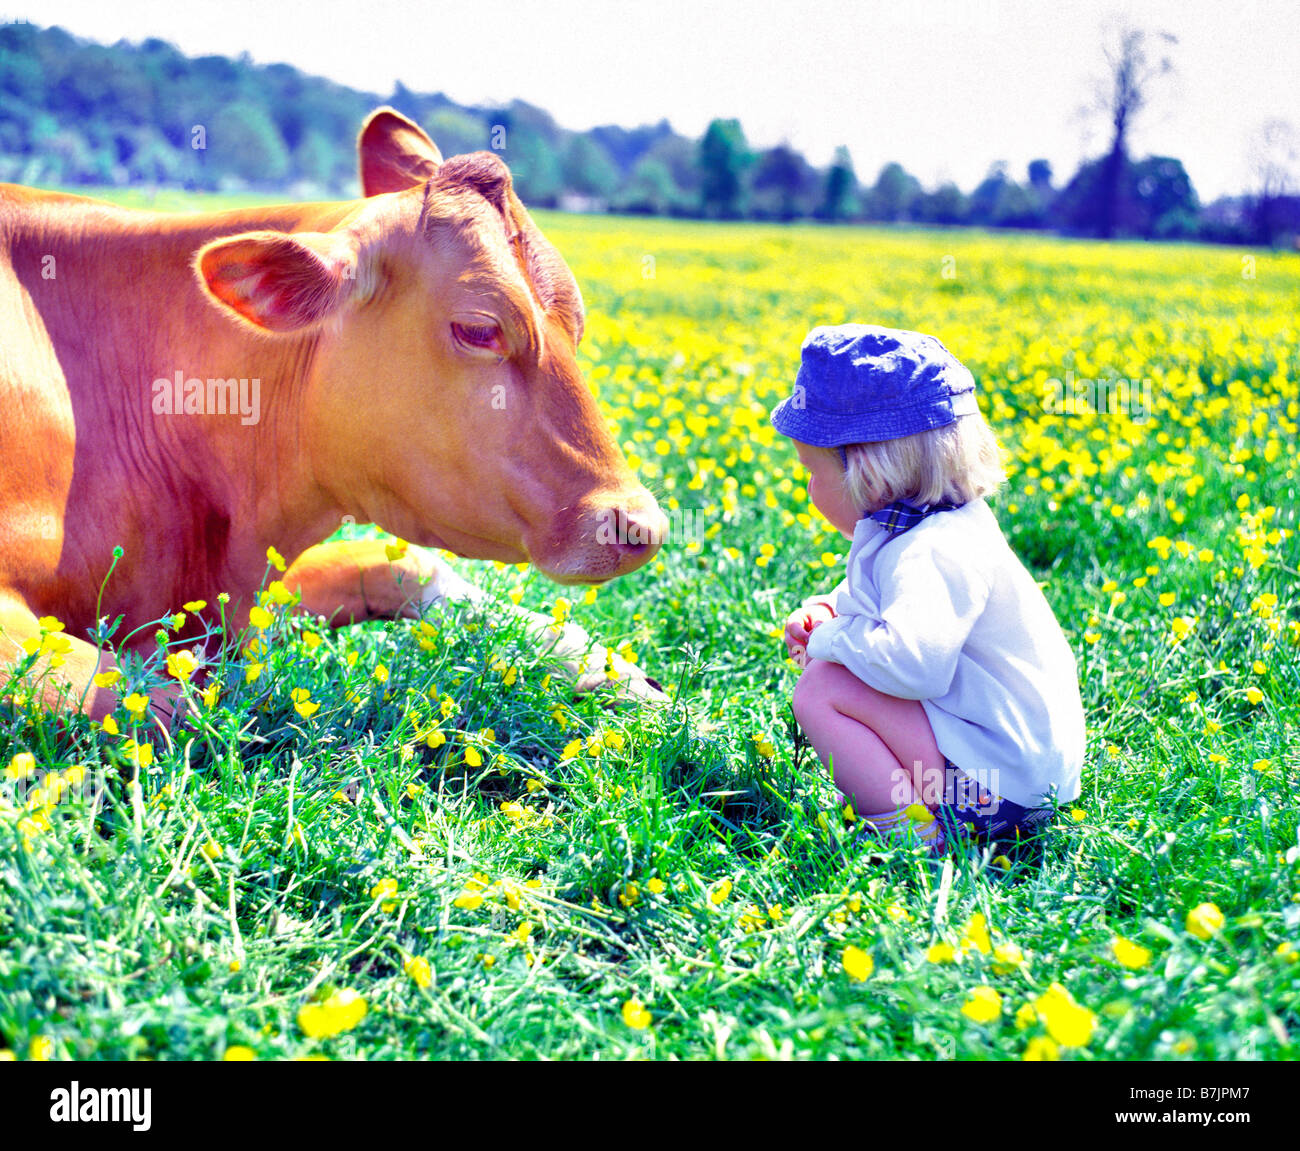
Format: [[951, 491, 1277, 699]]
[[2, 199, 1297, 1061]]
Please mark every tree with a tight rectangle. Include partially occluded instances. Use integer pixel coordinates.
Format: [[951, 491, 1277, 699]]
[[614, 157, 681, 216], [507, 127, 563, 206], [1089, 23, 1176, 238], [1247, 119, 1299, 246], [750, 143, 815, 220], [642, 135, 700, 209], [867, 162, 921, 222], [915, 182, 969, 226], [1131, 155, 1198, 238], [561, 134, 620, 200], [697, 119, 751, 218], [817, 145, 859, 221], [424, 108, 490, 159], [209, 101, 290, 186]]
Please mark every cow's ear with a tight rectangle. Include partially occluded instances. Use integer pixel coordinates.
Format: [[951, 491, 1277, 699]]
[[358, 107, 442, 196], [195, 231, 357, 333]]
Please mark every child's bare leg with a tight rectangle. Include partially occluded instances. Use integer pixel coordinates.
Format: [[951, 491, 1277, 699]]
[[791, 658, 947, 813]]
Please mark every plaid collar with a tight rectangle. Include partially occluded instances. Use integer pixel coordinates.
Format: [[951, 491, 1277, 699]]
[[868, 500, 961, 535]]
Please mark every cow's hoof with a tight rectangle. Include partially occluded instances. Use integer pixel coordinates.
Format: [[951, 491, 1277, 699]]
[[573, 661, 670, 706]]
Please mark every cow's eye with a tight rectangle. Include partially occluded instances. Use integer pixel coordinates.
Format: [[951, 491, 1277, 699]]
[[451, 320, 504, 354]]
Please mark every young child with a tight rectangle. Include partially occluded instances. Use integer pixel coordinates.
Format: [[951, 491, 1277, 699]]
[[771, 324, 1085, 853]]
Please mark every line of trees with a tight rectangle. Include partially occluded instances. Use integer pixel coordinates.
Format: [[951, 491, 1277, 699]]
[[1, 21, 1295, 247]]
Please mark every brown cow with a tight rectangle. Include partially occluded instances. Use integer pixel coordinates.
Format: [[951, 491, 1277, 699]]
[[0, 108, 667, 728]]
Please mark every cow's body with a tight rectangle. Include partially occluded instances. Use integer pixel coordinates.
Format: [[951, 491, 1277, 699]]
[[0, 110, 665, 724]]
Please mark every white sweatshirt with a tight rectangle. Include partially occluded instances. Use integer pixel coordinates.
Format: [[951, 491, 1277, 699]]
[[803, 499, 1085, 808]]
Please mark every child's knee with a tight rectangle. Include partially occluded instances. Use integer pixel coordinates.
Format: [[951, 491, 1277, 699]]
[[791, 657, 838, 729]]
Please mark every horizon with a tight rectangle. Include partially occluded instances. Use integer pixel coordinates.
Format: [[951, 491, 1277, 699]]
[[9, 0, 1299, 202]]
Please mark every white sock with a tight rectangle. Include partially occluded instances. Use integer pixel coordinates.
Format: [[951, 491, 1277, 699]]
[[862, 804, 946, 853]]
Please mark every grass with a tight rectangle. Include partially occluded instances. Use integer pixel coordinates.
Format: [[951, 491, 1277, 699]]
[[1, 199, 1297, 1061]]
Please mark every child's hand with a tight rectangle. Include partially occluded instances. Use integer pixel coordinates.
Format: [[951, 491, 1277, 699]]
[[783, 603, 834, 665]]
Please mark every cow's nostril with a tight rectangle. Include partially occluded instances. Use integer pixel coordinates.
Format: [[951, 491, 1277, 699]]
[[615, 508, 667, 552]]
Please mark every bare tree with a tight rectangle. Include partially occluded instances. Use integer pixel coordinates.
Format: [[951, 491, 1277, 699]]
[[1091, 23, 1177, 238], [1248, 119, 1299, 245]]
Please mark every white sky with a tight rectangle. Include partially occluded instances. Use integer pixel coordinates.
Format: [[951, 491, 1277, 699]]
[[15, 0, 1298, 199]]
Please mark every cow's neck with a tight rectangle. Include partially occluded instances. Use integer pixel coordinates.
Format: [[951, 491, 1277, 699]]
[[13, 196, 358, 620]]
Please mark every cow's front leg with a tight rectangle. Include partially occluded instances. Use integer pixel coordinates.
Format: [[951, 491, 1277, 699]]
[[283, 540, 667, 702], [0, 594, 183, 735]]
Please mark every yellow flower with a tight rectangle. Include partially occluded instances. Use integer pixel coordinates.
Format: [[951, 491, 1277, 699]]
[[384, 538, 409, 562], [123, 740, 153, 768], [261, 580, 296, 606], [245, 662, 265, 684], [369, 877, 398, 912], [290, 688, 320, 719], [5, 752, 36, 780], [404, 956, 432, 988], [1023, 1036, 1059, 1061], [960, 913, 992, 955], [297, 989, 367, 1039], [1034, 983, 1096, 1048], [453, 875, 490, 910], [183, 600, 207, 612], [991, 941, 1026, 974], [266, 546, 286, 572], [925, 942, 957, 964], [961, 985, 1003, 1023], [223, 1045, 257, 1060], [28, 1036, 54, 1061], [373, 664, 389, 684], [1185, 902, 1225, 940], [621, 998, 651, 1029], [709, 878, 732, 904], [93, 669, 121, 689], [201, 840, 222, 860], [1112, 936, 1152, 969], [1245, 687, 1264, 705], [101, 715, 119, 735], [123, 693, 150, 721], [647, 878, 666, 895], [302, 630, 322, 650], [248, 605, 274, 629], [842, 945, 874, 982], [464, 746, 483, 767], [166, 649, 198, 681], [202, 683, 221, 709]]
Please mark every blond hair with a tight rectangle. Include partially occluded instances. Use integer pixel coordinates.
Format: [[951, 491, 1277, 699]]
[[841, 413, 1006, 512]]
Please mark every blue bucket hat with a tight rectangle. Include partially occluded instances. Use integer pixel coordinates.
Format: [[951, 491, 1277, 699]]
[[770, 324, 979, 446]]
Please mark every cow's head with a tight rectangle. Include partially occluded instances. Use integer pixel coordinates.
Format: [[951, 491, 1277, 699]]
[[194, 108, 665, 584]]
